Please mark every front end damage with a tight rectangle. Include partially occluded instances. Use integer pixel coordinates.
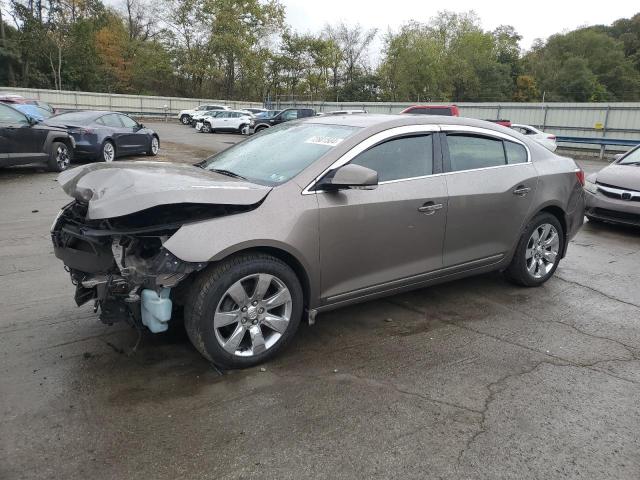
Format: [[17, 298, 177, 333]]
[[51, 201, 210, 332], [51, 161, 272, 333]]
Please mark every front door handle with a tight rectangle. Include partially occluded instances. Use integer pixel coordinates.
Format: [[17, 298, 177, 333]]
[[418, 202, 443, 215], [513, 186, 531, 196]]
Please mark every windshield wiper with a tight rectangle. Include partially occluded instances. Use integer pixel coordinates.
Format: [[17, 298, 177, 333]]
[[209, 168, 248, 180]]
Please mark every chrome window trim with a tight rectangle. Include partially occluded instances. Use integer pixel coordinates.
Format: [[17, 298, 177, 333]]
[[302, 124, 533, 195], [302, 125, 440, 195]]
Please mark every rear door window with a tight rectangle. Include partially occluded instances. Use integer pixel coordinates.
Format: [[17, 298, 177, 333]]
[[446, 134, 506, 171], [282, 110, 298, 121], [119, 115, 138, 128], [101, 114, 123, 128], [351, 135, 434, 182]]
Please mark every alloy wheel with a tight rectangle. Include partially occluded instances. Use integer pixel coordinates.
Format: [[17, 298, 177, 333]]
[[525, 223, 560, 279], [56, 144, 70, 170], [103, 142, 115, 162], [151, 137, 159, 154], [214, 273, 292, 357]]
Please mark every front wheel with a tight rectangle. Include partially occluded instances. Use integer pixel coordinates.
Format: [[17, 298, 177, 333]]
[[504, 213, 564, 287], [146, 136, 159, 156], [201, 123, 211, 133], [184, 254, 303, 369]]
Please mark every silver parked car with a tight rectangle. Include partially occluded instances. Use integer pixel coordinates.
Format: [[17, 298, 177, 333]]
[[51, 115, 585, 368], [584, 145, 640, 226]]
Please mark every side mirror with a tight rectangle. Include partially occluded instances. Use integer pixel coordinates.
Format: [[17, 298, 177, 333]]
[[138, 123, 145, 129], [612, 153, 624, 162], [321, 164, 378, 191], [26, 115, 39, 125]]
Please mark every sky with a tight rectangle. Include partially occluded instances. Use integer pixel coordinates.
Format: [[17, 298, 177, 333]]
[[283, 0, 638, 61]]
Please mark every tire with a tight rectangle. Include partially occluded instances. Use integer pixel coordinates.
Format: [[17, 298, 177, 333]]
[[47, 141, 71, 172], [146, 135, 159, 156], [504, 212, 564, 287], [184, 253, 303, 369], [255, 126, 267, 133], [180, 115, 190, 125], [201, 123, 211, 133], [238, 124, 248, 134], [99, 140, 116, 163]]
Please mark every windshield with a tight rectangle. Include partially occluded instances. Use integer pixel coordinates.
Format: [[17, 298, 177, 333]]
[[618, 146, 640, 165], [201, 122, 360, 185]]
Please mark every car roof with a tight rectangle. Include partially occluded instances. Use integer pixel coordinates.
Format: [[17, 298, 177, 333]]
[[304, 113, 515, 132]]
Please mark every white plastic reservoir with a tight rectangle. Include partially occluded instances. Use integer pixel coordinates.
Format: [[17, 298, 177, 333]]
[[141, 288, 172, 333]]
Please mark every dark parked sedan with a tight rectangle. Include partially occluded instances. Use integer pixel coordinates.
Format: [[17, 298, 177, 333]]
[[44, 111, 159, 162]]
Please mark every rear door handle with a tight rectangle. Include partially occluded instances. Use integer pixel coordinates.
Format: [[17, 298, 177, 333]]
[[418, 202, 443, 215], [513, 186, 531, 196]]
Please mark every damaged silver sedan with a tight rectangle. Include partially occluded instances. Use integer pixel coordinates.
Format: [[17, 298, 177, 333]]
[[52, 115, 585, 368]]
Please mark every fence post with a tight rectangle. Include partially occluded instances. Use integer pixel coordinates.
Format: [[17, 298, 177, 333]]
[[542, 105, 548, 130], [496, 104, 501, 120], [600, 105, 611, 161]]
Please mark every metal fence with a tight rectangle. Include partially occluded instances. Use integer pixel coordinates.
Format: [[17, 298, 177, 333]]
[[277, 101, 640, 155], [3, 87, 639, 155], [0, 87, 263, 117]]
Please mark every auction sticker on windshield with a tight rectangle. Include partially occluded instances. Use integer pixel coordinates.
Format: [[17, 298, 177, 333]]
[[305, 136, 345, 147]]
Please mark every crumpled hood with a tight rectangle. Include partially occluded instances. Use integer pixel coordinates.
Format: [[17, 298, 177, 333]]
[[57, 161, 272, 220], [596, 164, 640, 191]]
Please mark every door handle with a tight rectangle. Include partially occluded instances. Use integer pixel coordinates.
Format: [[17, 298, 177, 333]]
[[418, 202, 443, 215], [513, 186, 531, 196]]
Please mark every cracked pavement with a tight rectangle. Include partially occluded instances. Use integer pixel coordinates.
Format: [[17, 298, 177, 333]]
[[1, 136, 639, 479]]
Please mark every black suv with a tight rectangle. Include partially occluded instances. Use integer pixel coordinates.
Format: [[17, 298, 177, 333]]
[[250, 108, 315, 133], [0, 103, 74, 172]]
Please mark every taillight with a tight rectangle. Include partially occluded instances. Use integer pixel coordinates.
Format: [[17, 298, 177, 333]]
[[547, 135, 556, 140], [575, 169, 585, 186]]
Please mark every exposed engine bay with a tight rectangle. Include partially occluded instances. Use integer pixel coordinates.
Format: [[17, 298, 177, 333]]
[[51, 200, 251, 332]]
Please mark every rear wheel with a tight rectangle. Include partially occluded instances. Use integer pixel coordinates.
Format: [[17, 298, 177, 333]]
[[47, 141, 71, 172], [505, 212, 564, 287], [185, 253, 303, 369], [180, 115, 190, 125], [99, 140, 116, 163]]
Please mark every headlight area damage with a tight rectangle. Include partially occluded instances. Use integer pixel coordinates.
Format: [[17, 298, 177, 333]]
[[51, 202, 220, 332], [51, 161, 272, 333]]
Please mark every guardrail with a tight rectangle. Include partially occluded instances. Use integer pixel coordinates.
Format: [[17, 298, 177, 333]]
[[556, 136, 640, 159]]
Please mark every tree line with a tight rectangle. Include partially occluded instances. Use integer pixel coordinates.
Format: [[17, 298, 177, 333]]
[[1, 1, 639, 103]]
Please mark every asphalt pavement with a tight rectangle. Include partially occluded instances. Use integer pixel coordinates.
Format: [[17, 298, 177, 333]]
[[1, 123, 639, 480]]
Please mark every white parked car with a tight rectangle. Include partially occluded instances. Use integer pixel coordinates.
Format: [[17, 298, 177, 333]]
[[178, 104, 230, 125], [511, 124, 557, 151], [200, 110, 253, 134]]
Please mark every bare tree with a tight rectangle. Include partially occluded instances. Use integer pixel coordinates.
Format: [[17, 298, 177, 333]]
[[325, 22, 377, 86]]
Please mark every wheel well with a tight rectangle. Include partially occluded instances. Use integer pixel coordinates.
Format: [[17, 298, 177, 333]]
[[51, 136, 72, 151], [234, 247, 311, 309], [538, 205, 568, 255]]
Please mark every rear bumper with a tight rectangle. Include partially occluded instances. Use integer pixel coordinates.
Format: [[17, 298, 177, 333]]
[[585, 190, 640, 226]]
